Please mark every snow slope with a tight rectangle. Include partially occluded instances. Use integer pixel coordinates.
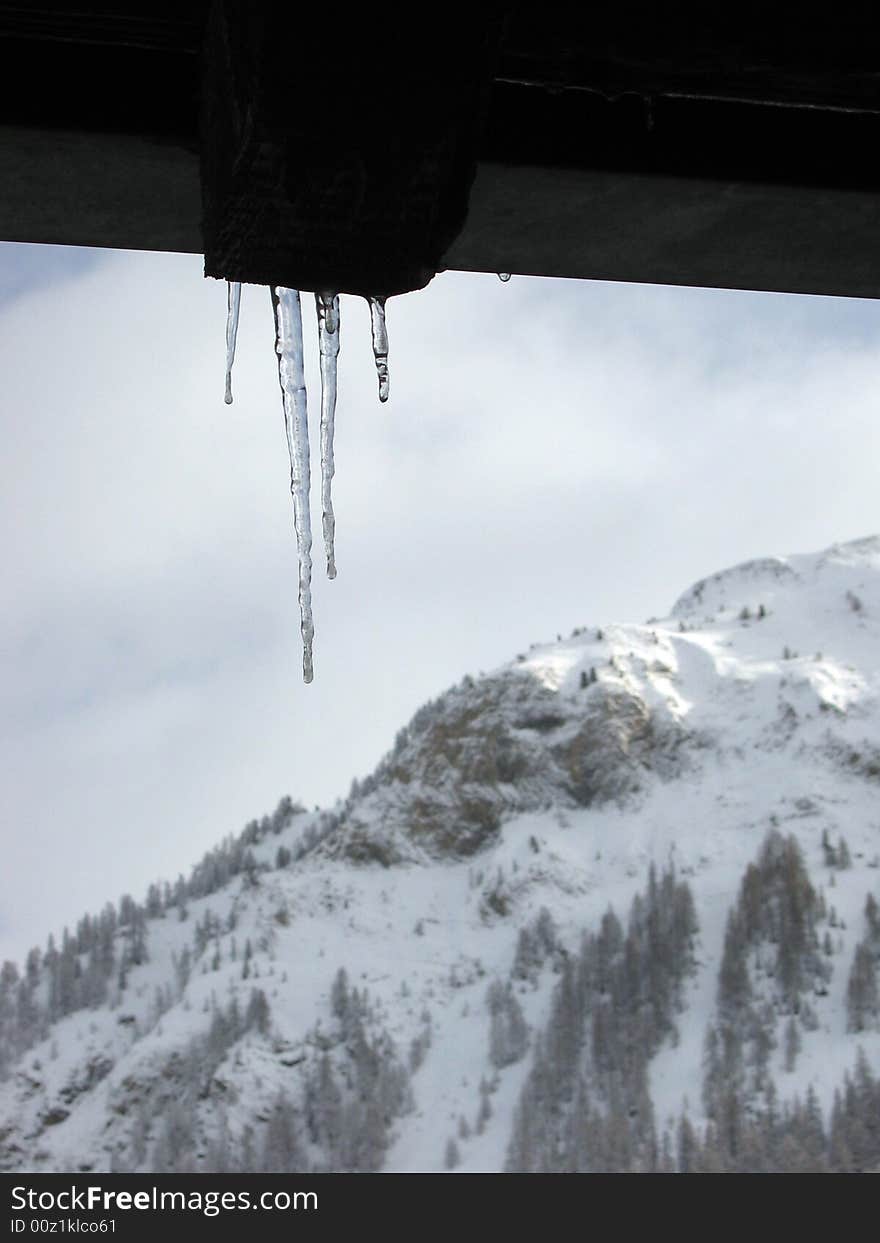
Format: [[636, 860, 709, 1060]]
[[2, 536, 880, 1172]]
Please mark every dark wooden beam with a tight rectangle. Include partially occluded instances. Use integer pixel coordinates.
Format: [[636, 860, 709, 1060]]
[[2, 6, 880, 298]]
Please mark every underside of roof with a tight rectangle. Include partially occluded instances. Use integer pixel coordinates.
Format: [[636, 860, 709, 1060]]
[[2, 4, 880, 297]]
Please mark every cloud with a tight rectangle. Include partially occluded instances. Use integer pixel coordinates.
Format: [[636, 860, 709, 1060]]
[[0, 241, 102, 310], [2, 247, 880, 961]]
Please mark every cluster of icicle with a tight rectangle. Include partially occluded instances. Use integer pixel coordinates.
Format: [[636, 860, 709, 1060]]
[[223, 283, 389, 683]]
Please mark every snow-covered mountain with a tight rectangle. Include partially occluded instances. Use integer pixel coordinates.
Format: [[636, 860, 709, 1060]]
[[2, 536, 880, 1173]]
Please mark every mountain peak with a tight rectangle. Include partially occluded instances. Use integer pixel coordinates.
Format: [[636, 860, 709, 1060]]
[[671, 555, 798, 619], [671, 532, 875, 619], [3, 536, 880, 1174]]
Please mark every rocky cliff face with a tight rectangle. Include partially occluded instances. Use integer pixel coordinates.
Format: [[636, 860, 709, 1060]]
[[327, 664, 692, 865]]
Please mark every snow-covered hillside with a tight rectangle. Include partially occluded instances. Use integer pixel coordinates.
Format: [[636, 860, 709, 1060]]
[[2, 536, 880, 1173]]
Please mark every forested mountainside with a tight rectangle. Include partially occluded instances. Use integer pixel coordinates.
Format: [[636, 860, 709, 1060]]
[[2, 536, 880, 1173]]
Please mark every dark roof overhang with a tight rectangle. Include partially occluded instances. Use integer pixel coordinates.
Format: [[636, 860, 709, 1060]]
[[2, 5, 880, 298]]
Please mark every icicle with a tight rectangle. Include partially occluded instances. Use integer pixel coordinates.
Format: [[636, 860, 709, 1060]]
[[368, 296, 390, 402], [315, 292, 340, 580], [498, 272, 511, 283], [224, 281, 242, 404], [271, 287, 314, 683]]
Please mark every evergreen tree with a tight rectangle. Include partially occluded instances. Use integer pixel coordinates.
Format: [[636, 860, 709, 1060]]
[[205, 1112, 236, 1174], [783, 1015, 801, 1072], [847, 942, 879, 1032], [677, 1112, 698, 1173], [151, 1101, 196, 1173], [262, 1094, 303, 1172], [487, 981, 529, 1069]]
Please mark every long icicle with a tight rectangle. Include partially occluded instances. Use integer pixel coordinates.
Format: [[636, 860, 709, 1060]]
[[271, 287, 314, 683], [368, 295, 389, 402], [315, 292, 340, 579], [224, 281, 242, 404]]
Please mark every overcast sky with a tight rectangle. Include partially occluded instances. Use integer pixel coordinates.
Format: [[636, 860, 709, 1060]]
[[2, 241, 880, 964]]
